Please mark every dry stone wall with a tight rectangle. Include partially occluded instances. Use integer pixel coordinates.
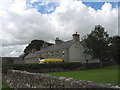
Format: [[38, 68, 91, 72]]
[[3, 70, 119, 89]]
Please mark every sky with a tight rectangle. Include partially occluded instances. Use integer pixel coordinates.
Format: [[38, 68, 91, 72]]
[[0, 0, 119, 57]]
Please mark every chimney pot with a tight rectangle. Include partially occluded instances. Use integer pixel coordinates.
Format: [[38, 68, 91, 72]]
[[55, 37, 63, 44], [72, 32, 80, 42]]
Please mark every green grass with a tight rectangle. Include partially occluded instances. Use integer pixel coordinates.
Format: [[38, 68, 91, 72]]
[[46, 65, 119, 85], [2, 81, 10, 89]]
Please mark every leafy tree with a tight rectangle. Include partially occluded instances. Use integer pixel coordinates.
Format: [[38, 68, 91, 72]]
[[107, 36, 120, 64], [23, 40, 53, 57], [83, 25, 109, 67]]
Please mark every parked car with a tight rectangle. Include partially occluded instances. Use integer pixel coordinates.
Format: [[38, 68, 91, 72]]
[[38, 58, 64, 64]]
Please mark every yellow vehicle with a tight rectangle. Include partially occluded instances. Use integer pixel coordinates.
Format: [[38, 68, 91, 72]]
[[39, 59, 64, 64]]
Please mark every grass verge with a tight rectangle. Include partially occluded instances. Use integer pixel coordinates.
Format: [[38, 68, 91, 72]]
[[46, 65, 119, 85], [2, 81, 10, 89]]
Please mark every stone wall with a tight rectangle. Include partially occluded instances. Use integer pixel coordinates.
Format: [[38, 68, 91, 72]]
[[2, 57, 15, 64], [4, 70, 119, 89], [2, 57, 24, 64], [25, 48, 70, 63]]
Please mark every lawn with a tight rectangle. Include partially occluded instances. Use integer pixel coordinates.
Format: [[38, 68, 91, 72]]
[[2, 81, 10, 89], [46, 65, 119, 85]]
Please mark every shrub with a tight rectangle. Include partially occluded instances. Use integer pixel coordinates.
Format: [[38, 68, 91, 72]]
[[2, 62, 82, 73]]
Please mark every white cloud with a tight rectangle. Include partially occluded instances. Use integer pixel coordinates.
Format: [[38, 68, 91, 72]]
[[1, 45, 27, 57], [50, 1, 118, 39], [0, 0, 118, 57], [10, 51, 20, 57], [30, 0, 39, 3]]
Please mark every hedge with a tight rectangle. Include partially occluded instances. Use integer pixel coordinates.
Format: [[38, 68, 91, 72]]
[[2, 62, 83, 74], [3, 62, 111, 74]]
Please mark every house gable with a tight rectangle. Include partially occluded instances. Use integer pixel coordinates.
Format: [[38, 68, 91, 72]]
[[69, 42, 85, 62]]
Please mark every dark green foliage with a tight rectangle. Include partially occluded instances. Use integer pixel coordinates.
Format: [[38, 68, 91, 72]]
[[2, 62, 83, 74], [3, 62, 113, 76], [83, 25, 110, 67], [23, 40, 53, 57], [84, 25, 109, 58], [3, 62, 110, 74], [107, 36, 120, 64], [83, 25, 120, 66]]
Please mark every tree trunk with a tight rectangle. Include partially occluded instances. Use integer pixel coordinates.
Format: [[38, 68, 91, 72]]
[[100, 59, 103, 68]]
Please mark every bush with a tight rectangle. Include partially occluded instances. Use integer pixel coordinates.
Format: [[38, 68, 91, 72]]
[[2, 62, 83, 73], [3, 62, 111, 74]]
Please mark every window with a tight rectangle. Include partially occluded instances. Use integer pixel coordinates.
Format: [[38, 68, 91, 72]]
[[62, 51, 65, 56], [47, 52, 49, 57], [56, 51, 59, 58], [56, 51, 59, 55], [51, 52, 54, 57], [39, 55, 41, 57]]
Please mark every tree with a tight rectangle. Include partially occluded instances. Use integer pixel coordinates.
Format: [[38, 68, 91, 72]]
[[83, 25, 109, 67], [23, 40, 53, 58], [107, 36, 120, 64]]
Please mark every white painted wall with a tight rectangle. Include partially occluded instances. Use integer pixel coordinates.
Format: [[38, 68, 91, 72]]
[[69, 42, 84, 62], [69, 42, 100, 63]]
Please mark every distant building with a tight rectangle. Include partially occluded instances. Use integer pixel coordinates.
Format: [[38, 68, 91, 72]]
[[25, 32, 100, 63], [2, 57, 24, 64]]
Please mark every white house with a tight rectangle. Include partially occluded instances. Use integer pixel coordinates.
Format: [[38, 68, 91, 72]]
[[24, 32, 100, 63]]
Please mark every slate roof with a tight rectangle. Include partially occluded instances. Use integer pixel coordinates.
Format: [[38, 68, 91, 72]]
[[25, 40, 74, 59], [39, 40, 74, 53], [25, 52, 39, 59]]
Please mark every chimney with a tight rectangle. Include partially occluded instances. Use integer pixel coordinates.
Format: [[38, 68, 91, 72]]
[[55, 37, 63, 44], [72, 32, 80, 42]]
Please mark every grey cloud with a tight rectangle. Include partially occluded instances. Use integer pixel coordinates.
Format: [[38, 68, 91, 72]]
[[1, 45, 27, 57]]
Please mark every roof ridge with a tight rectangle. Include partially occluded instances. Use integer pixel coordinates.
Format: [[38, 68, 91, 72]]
[[25, 40, 74, 59], [41, 40, 73, 49]]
